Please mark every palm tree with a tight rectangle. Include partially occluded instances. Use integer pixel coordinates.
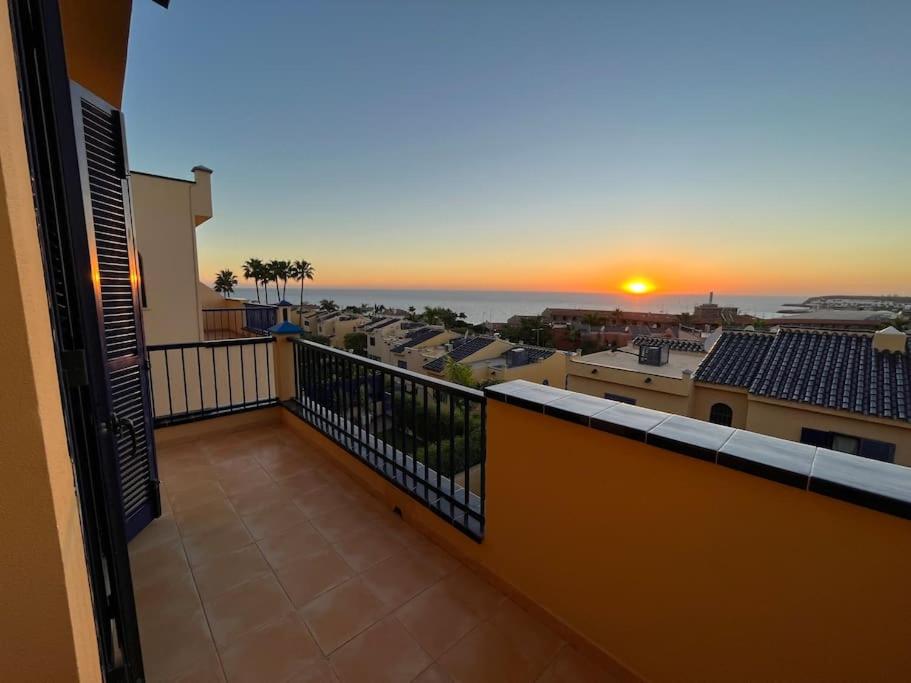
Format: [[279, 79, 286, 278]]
[[290, 260, 315, 306], [319, 299, 339, 312], [407, 306, 416, 320], [242, 258, 264, 302], [265, 260, 291, 302], [213, 269, 238, 298]]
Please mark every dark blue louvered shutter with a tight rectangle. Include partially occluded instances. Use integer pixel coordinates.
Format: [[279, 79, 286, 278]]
[[71, 83, 160, 541]]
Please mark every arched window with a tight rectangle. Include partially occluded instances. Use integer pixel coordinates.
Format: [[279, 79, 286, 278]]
[[709, 402, 733, 427]]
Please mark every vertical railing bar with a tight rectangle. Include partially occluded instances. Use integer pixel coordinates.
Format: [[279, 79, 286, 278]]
[[463, 395, 470, 518], [240, 341, 247, 408], [164, 349, 173, 419], [196, 344, 203, 418], [480, 398, 486, 523], [422, 383, 428, 493], [226, 344, 233, 407], [449, 395, 455, 502], [266, 341, 273, 401], [211, 346, 218, 411], [253, 341, 260, 407], [180, 348, 189, 416], [436, 387, 442, 493]]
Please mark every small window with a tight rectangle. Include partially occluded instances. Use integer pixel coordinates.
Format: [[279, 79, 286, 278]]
[[709, 402, 733, 427], [397, 360, 407, 369], [604, 392, 636, 405], [542, 379, 549, 386], [831, 433, 860, 455], [369, 336, 376, 346]]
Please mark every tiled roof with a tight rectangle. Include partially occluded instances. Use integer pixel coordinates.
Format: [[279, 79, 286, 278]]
[[632, 336, 704, 353], [390, 327, 443, 354], [694, 332, 774, 388], [696, 330, 911, 422], [401, 321, 424, 330], [424, 337, 497, 372]]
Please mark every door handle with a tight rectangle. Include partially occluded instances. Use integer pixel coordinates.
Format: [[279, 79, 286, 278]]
[[110, 413, 138, 461]]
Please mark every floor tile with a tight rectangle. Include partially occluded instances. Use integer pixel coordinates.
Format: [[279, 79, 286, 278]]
[[360, 553, 443, 610], [227, 482, 291, 516], [435, 566, 505, 620], [130, 538, 190, 590], [217, 466, 273, 496], [175, 499, 239, 540], [274, 547, 353, 608], [413, 664, 454, 683], [300, 577, 388, 655], [331, 524, 404, 572], [204, 573, 293, 647], [183, 520, 253, 567], [192, 544, 271, 602], [279, 469, 328, 501], [169, 480, 225, 513], [140, 607, 220, 682], [256, 523, 328, 570], [535, 645, 619, 683], [394, 579, 480, 658], [309, 503, 378, 544], [286, 658, 339, 682], [330, 617, 432, 683], [130, 515, 181, 554], [437, 621, 537, 683], [489, 599, 564, 678], [295, 484, 352, 518], [135, 569, 201, 631], [218, 613, 323, 683], [241, 498, 310, 540]]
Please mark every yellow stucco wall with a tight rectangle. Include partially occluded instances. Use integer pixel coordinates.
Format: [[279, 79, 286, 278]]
[[281, 400, 911, 682], [131, 172, 206, 344], [747, 398, 911, 466], [496, 351, 569, 387], [0, 4, 103, 678], [566, 372, 692, 414], [690, 384, 749, 428]]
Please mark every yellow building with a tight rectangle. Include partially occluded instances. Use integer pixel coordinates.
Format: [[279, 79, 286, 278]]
[[567, 330, 911, 466], [388, 325, 458, 369], [131, 166, 213, 344], [423, 336, 572, 386]]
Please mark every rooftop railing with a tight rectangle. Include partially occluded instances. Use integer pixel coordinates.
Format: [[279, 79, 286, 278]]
[[147, 337, 277, 427], [201, 303, 277, 340], [289, 338, 486, 539]]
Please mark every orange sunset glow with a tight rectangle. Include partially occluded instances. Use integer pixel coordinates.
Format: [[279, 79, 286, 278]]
[[621, 278, 656, 295]]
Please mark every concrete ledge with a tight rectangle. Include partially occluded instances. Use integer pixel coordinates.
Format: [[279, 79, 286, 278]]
[[485, 380, 911, 521]]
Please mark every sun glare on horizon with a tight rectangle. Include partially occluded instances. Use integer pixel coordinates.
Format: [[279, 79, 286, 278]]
[[621, 278, 656, 295]]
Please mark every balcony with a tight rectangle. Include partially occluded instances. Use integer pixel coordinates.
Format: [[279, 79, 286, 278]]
[[132, 338, 911, 681], [133, 416, 610, 682]]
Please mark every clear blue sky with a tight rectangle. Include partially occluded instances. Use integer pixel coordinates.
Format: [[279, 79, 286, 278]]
[[124, 1, 911, 294]]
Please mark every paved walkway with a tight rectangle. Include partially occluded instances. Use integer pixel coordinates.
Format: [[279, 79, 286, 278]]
[[130, 422, 615, 682]]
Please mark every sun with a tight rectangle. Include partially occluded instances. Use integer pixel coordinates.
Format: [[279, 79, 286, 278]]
[[621, 278, 655, 295]]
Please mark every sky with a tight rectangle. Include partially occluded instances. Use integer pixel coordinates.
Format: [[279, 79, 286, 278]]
[[124, 1, 911, 295]]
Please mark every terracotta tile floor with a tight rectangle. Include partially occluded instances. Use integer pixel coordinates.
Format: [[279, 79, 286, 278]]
[[130, 422, 616, 682]]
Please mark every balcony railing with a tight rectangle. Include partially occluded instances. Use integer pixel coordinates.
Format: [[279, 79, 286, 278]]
[[289, 339, 486, 539], [201, 303, 277, 340], [147, 337, 277, 427]]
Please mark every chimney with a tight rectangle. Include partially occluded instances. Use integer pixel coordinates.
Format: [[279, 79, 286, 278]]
[[873, 326, 907, 354], [190, 165, 213, 226], [709, 291, 714, 304]]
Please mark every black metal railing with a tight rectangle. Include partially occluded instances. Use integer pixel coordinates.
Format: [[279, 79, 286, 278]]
[[147, 337, 277, 428], [290, 339, 486, 539], [201, 304, 277, 340]]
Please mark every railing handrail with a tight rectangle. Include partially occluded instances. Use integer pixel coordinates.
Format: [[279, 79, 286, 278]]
[[293, 338, 485, 401], [201, 306, 252, 312], [148, 336, 276, 352]]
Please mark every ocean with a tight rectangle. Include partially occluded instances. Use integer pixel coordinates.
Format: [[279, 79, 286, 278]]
[[228, 288, 806, 325]]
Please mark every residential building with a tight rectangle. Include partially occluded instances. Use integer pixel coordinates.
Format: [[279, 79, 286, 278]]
[[423, 336, 571, 386], [3, 3, 911, 682], [767, 309, 897, 331], [388, 325, 458, 370], [693, 327, 911, 465], [131, 166, 213, 343], [542, 307, 679, 330], [566, 335, 710, 413]]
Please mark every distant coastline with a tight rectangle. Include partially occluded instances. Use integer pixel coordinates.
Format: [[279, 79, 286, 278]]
[[223, 287, 811, 324]]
